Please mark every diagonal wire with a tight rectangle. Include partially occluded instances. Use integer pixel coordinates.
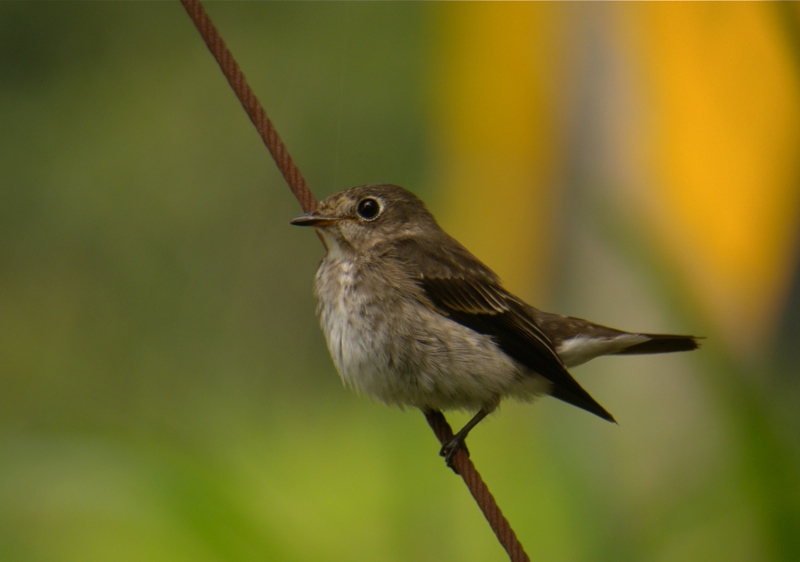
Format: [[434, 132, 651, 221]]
[[180, 0, 316, 214], [178, 1, 529, 560], [425, 410, 530, 562]]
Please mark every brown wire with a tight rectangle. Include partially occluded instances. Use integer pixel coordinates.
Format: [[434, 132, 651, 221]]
[[180, 0, 316, 214], [425, 410, 531, 562], [179, 1, 529, 560]]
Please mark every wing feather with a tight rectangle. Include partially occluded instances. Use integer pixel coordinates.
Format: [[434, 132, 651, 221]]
[[390, 235, 615, 422], [421, 275, 614, 422]]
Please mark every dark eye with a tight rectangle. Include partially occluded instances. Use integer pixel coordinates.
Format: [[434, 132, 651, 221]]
[[356, 197, 381, 220]]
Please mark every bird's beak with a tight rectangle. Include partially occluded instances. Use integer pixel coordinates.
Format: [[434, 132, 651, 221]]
[[290, 212, 340, 227]]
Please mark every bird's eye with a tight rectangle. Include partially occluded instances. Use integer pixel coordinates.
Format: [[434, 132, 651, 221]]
[[356, 197, 381, 221]]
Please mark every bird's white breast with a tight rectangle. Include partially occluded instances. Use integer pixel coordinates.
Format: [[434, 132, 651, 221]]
[[313, 251, 550, 411], [316, 257, 367, 387]]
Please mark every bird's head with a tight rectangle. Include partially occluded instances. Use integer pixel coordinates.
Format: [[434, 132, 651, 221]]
[[290, 184, 439, 257]]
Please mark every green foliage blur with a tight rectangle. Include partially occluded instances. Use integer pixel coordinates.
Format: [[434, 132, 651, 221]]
[[1, 3, 797, 562]]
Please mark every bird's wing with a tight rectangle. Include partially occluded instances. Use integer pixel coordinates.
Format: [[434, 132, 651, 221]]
[[387, 235, 614, 421], [419, 274, 615, 422]]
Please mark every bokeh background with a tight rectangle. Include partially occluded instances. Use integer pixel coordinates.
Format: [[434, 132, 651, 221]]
[[2, 3, 799, 561]]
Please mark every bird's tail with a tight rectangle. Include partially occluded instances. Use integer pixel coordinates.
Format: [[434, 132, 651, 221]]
[[611, 333, 701, 356]]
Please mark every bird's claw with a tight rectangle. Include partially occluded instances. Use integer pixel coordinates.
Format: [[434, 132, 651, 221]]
[[440, 436, 470, 472]]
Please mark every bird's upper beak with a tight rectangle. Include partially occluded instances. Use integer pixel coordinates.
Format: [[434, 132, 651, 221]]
[[290, 211, 340, 227]]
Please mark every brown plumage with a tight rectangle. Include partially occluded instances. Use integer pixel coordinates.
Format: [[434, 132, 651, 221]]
[[292, 184, 700, 465]]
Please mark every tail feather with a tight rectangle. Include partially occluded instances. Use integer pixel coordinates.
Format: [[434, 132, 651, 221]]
[[612, 334, 701, 356]]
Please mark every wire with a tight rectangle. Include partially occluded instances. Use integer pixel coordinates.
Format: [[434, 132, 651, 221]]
[[180, 0, 316, 214], [179, 2, 529, 560]]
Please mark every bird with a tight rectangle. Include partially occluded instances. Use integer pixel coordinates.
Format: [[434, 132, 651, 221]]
[[291, 184, 700, 466]]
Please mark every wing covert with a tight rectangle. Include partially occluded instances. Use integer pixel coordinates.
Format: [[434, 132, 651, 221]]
[[419, 274, 615, 422]]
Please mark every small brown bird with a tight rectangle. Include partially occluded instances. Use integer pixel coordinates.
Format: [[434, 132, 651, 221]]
[[292, 184, 699, 466]]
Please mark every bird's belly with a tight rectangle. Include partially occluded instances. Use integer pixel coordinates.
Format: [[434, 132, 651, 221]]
[[314, 261, 549, 411]]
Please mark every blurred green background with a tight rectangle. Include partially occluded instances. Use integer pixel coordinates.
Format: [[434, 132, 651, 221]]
[[1, 3, 799, 561]]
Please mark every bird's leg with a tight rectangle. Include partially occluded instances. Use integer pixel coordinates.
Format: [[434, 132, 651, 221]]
[[440, 401, 498, 469]]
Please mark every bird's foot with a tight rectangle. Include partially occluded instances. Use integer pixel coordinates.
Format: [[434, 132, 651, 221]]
[[439, 435, 470, 472]]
